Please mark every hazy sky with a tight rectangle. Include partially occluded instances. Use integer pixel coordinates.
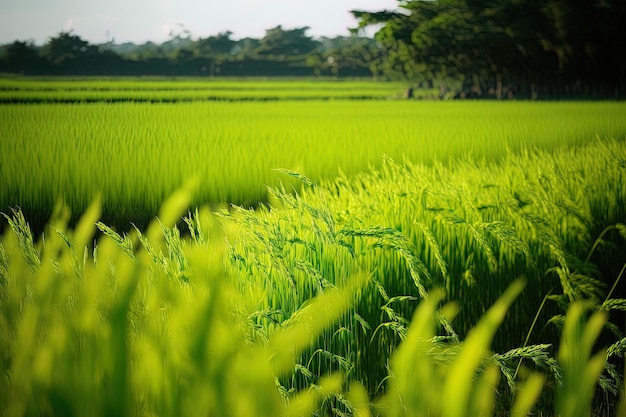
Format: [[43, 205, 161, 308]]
[[0, 0, 399, 45]]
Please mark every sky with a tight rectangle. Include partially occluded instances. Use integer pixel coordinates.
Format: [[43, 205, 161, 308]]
[[0, 0, 399, 45]]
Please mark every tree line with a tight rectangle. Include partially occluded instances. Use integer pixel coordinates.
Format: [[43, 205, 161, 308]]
[[352, 0, 626, 99], [2, 0, 625, 99], [0, 27, 382, 78]]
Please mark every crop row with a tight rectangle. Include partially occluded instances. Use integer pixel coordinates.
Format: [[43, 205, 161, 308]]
[[222, 136, 626, 400], [2, 100, 626, 233], [0, 78, 405, 91], [1, 137, 625, 416], [0, 78, 407, 103]]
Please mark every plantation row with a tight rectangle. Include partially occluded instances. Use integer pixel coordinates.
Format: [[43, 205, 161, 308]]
[[1, 137, 625, 416], [0, 78, 408, 103], [2, 99, 626, 234], [0, 78, 403, 91], [222, 137, 626, 396]]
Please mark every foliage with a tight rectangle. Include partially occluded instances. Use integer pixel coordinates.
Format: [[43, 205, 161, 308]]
[[1, 78, 626, 415], [0, 41, 46, 74], [2, 86, 625, 234], [0, 78, 405, 103], [221, 137, 626, 409], [0, 29, 379, 78], [0, 191, 355, 417], [40, 32, 91, 65], [556, 303, 608, 417], [2, 2, 626, 96], [352, 0, 626, 98], [255, 26, 319, 58], [195, 31, 237, 58], [1, 173, 624, 415]]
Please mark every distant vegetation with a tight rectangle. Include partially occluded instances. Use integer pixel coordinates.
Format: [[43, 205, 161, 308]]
[[1, 1, 625, 99], [0, 28, 382, 78], [2, 135, 625, 416], [2, 78, 625, 233], [353, 0, 626, 99], [0, 78, 409, 103]]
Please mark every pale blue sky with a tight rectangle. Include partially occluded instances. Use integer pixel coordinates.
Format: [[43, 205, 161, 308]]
[[0, 0, 399, 45]]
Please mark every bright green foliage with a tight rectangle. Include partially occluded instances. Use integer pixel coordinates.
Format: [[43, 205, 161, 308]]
[[0, 191, 353, 417], [2, 94, 626, 231], [1, 79, 626, 416], [557, 303, 608, 417], [223, 136, 626, 407], [0, 78, 407, 103], [510, 372, 546, 417], [376, 281, 546, 417], [1, 161, 624, 416], [441, 279, 525, 417]]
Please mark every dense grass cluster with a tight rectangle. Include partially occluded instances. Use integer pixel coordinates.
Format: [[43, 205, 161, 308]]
[[1, 137, 625, 416], [2, 78, 626, 416], [2, 91, 626, 232], [0, 78, 407, 103], [222, 137, 626, 404]]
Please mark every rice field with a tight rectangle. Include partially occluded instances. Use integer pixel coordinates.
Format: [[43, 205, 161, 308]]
[[0, 78, 408, 102], [2, 83, 625, 232], [1, 77, 626, 416]]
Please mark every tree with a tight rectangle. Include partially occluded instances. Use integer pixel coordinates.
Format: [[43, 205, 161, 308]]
[[196, 31, 236, 57], [0, 40, 46, 74], [255, 26, 319, 58], [232, 37, 261, 58], [352, 0, 626, 98], [317, 35, 383, 77], [42, 31, 91, 65]]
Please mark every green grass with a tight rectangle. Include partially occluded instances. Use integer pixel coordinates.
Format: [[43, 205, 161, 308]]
[[0, 78, 407, 102], [2, 97, 626, 233], [0, 78, 404, 92], [222, 137, 626, 406], [1, 78, 626, 415], [1, 138, 624, 415]]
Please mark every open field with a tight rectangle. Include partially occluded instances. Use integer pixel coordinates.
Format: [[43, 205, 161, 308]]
[[2, 137, 625, 416], [0, 78, 409, 102], [2, 90, 626, 232], [1, 78, 626, 416]]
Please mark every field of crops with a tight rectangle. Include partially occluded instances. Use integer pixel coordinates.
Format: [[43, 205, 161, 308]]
[[1, 78, 626, 416], [0, 78, 409, 102], [2, 78, 626, 233]]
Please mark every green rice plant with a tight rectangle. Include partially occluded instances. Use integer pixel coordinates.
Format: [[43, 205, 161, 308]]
[[510, 372, 546, 417], [556, 303, 608, 417], [1, 185, 624, 417], [2, 82, 626, 414], [0, 77, 406, 102], [221, 136, 626, 406], [374, 280, 548, 417], [1, 208, 40, 271], [0, 190, 360, 417], [441, 279, 525, 417], [359, 283, 615, 417], [2, 96, 626, 233]]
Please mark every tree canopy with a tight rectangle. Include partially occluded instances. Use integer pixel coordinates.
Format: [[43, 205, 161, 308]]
[[0, 29, 376, 78], [352, 0, 626, 98], [2, 3, 625, 99]]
